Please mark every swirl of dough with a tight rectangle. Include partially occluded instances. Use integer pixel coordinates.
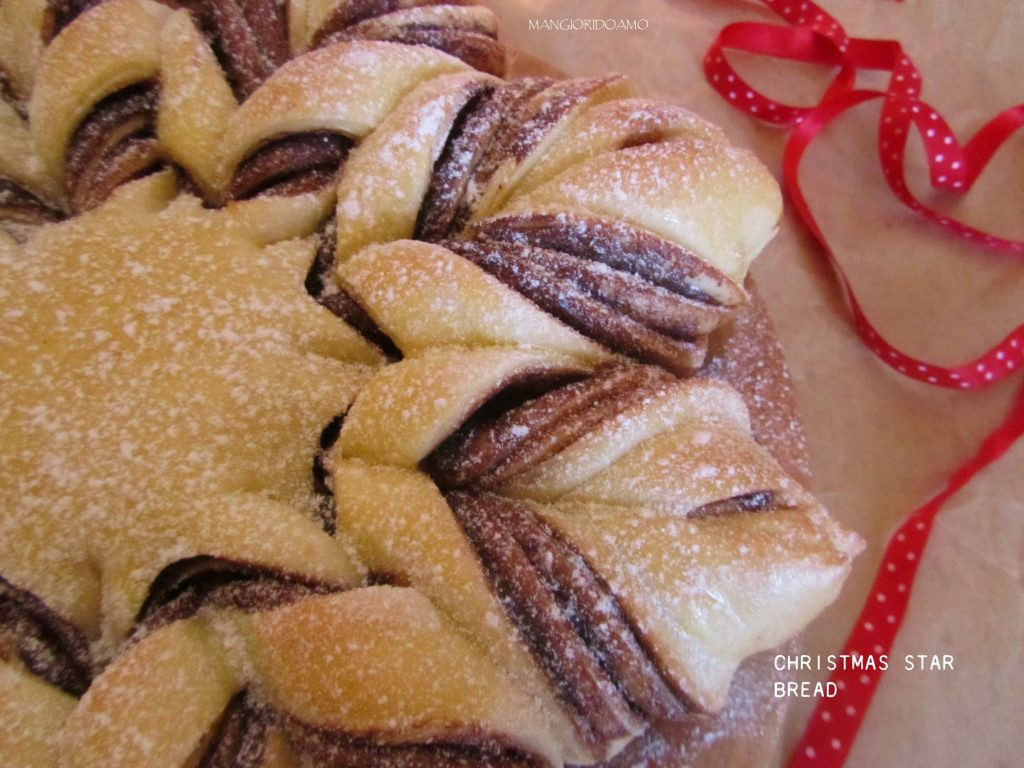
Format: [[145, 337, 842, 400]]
[[327, 347, 861, 756], [9, 0, 776, 374], [0, 3, 858, 766], [58, 588, 571, 768], [6, 0, 502, 223], [322, 73, 779, 372], [29, 0, 169, 212]]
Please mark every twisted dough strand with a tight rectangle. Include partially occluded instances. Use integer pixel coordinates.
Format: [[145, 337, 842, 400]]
[[330, 347, 860, 720], [0, 0, 503, 228], [0, 3, 860, 766]]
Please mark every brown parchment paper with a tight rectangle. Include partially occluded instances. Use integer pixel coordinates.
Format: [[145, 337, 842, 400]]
[[486, 1, 1024, 766]]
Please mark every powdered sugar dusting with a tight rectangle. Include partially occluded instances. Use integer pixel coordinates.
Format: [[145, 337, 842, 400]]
[[0, 189, 376, 650]]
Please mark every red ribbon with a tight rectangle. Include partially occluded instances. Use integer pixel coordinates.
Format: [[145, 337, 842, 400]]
[[703, 1, 1024, 765]]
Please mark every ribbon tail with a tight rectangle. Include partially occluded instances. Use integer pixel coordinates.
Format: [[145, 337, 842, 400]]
[[787, 375, 1024, 767]]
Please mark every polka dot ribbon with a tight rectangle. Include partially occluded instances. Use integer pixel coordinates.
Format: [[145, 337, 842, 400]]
[[703, 2, 1024, 765], [704, 0, 1024, 389]]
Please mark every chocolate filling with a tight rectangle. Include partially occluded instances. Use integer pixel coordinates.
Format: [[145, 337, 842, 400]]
[[65, 81, 162, 214], [323, 22, 505, 77], [446, 238, 708, 376], [312, 411, 347, 535], [0, 575, 93, 696], [425, 365, 673, 490], [229, 132, 352, 200], [196, 651, 546, 768], [188, 0, 289, 101], [424, 364, 779, 516], [198, 690, 268, 768], [419, 77, 614, 241], [312, 0, 455, 45], [305, 217, 402, 358], [0, 178, 64, 228], [448, 78, 556, 231], [413, 85, 492, 242], [311, 0, 413, 37], [690, 489, 777, 518], [134, 556, 336, 638], [426, 366, 781, 727], [193, 638, 546, 768], [449, 492, 641, 750], [0, 65, 27, 118], [506, 504, 690, 721], [311, 0, 505, 77], [494, 243, 727, 338], [473, 213, 745, 307], [289, 719, 545, 768], [415, 78, 551, 241], [44, 0, 106, 41], [498, 77, 617, 166]]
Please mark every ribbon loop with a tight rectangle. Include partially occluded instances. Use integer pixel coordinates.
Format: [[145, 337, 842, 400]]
[[704, 3, 1024, 766], [706, 0, 1024, 388], [706, 21, 856, 126]]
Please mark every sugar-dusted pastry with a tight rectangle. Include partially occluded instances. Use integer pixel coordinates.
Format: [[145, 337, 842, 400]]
[[0, 2, 860, 766], [0, 660, 77, 768], [0, 0, 65, 236], [326, 348, 861, 761], [16, 0, 503, 223], [301, 0, 506, 74], [60, 589, 571, 768], [8, 0, 781, 368], [322, 85, 778, 372], [0, 176, 377, 761]]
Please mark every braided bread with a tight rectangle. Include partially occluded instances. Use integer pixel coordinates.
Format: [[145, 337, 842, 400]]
[[1, 1, 862, 766]]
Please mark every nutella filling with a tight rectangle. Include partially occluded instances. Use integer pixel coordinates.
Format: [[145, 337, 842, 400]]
[[305, 217, 402, 358], [473, 213, 745, 307], [312, 411, 347, 535], [0, 575, 94, 696], [196, 651, 547, 768], [494, 243, 727, 338], [425, 365, 673, 490], [65, 81, 162, 214], [446, 238, 708, 376], [450, 78, 556, 229], [690, 489, 778, 518], [507, 504, 690, 721], [289, 719, 545, 768], [0, 178, 64, 229], [498, 77, 619, 165], [0, 64, 27, 117], [189, 0, 290, 101], [44, 0, 105, 41], [311, 0, 411, 37], [197, 690, 269, 768], [228, 132, 352, 201], [134, 556, 336, 639], [415, 78, 551, 241], [427, 367, 776, 728], [311, 0, 504, 76], [323, 21, 505, 77], [449, 491, 642, 750]]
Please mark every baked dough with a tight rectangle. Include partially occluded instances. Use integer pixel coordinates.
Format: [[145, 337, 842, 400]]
[[0, 1, 861, 766]]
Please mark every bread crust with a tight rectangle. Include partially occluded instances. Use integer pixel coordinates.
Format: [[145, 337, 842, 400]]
[[0, 3, 860, 766]]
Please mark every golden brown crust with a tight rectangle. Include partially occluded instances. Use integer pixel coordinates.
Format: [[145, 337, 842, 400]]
[[59, 590, 570, 768], [331, 350, 860, 719], [497, 140, 782, 286], [0, 177, 375, 651], [0, 4, 859, 766], [0, 661, 77, 768]]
